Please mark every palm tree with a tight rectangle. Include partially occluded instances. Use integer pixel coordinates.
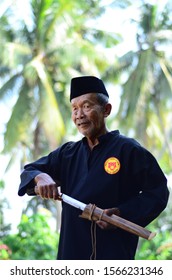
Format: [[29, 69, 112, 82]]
[[103, 2, 172, 258], [0, 0, 122, 167], [107, 1, 172, 173]]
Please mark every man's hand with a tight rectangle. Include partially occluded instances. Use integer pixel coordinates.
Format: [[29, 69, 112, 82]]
[[34, 173, 60, 200], [96, 207, 120, 230]]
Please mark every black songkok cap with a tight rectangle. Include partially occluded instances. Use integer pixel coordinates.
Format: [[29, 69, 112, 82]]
[[70, 76, 109, 101]]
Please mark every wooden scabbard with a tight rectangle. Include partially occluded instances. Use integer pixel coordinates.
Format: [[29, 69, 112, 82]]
[[33, 185, 155, 240], [80, 203, 156, 240]]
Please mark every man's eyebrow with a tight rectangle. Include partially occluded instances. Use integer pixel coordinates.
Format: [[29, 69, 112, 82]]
[[71, 101, 77, 107], [72, 100, 93, 107], [82, 100, 91, 104]]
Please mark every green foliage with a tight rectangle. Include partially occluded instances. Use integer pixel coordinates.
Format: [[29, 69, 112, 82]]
[[3, 83, 34, 153], [111, 1, 172, 173], [0, 0, 123, 164], [0, 180, 5, 189], [0, 180, 11, 238], [0, 242, 12, 260], [1, 211, 59, 260], [136, 191, 172, 260], [136, 226, 172, 260]]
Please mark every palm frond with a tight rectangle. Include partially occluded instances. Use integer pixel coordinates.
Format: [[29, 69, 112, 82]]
[[159, 59, 172, 92], [0, 66, 11, 77], [3, 42, 31, 68], [84, 28, 122, 48], [31, 57, 65, 146], [0, 73, 21, 100], [117, 49, 152, 124], [3, 83, 34, 153]]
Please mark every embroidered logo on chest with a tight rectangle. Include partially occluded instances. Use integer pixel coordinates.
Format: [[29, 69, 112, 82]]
[[104, 157, 120, 174]]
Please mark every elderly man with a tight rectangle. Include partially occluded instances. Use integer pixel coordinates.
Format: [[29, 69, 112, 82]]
[[18, 76, 169, 260]]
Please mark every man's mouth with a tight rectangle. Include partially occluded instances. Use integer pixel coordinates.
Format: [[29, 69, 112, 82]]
[[78, 122, 89, 127]]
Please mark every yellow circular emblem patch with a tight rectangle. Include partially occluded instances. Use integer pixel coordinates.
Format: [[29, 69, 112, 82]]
[[104, 157, 120, 174]]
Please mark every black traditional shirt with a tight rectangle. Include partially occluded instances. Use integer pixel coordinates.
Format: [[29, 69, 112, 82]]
[[18, 130, 169, 260]]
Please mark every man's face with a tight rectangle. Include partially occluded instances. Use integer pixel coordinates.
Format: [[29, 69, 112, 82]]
[[71, 93, 106, 139]]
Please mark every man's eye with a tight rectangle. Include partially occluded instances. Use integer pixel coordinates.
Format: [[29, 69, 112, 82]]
[[83, 104, 90, 109], [72, 108, 77, 115]]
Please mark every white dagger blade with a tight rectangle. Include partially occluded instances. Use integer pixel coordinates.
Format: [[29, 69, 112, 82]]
[[61, 193, 86, 211]]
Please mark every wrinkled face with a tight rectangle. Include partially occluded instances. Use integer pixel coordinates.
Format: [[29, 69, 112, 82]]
[[71, 93, 107, 139]]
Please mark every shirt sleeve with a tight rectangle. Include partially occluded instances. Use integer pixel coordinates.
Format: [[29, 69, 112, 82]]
[[118, 146, 169, 227], [18, 148, 62, 196]]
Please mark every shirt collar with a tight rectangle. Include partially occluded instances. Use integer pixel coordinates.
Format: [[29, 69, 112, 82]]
[[82, 130, 120, 147]]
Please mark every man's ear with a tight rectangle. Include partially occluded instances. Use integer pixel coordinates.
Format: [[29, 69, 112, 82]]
[[104, 103, 112, 118]]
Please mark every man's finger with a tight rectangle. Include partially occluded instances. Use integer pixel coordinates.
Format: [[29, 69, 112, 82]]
[[34, 185, 39, 195]]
